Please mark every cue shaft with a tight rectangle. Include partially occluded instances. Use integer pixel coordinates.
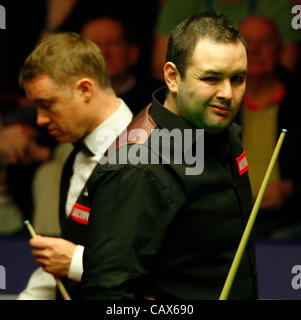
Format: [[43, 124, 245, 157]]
[[219, 129, 287, 300]]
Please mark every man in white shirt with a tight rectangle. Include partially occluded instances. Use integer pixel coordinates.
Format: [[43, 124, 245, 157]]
[[17, 32, 133, 299]]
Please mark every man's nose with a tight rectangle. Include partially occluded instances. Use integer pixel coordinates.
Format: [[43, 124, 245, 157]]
[[217, 79, 233, 100], [36, 108, 51, 127]]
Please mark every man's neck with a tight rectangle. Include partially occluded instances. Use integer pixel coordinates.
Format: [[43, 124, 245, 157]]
[[163, 92, 179, 116], [88, 89, 120, 134]]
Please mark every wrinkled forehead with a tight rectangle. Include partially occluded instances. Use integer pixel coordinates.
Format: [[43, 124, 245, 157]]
[[23, 74, 73, 101], [189, 38, 248, 74]]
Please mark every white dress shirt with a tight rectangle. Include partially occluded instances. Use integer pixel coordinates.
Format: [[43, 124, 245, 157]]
[[17, 100, 133, 299]]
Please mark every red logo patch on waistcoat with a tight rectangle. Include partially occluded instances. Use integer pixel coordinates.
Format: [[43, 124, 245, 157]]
[[70, 203, 90, 225], [236, 151, 249, 175]]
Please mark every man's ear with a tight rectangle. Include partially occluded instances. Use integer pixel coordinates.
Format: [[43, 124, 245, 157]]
[[163, 62, 180, 93], [75, 78, 94, 103]]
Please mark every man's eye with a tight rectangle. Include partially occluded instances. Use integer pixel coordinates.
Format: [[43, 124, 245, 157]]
[[202, 77, 220, 82], [231, 76, 245, 84]]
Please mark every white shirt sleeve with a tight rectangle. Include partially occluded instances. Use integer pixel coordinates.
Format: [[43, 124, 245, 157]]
[[67, 245, 84, 282], [17, 267, 56, 300]]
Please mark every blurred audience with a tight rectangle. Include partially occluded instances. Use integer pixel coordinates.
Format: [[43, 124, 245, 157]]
[[237, 15, 301, 240], [82, 16, 162, 115], [40, 0, 160, 79], [40, 0, 79, 38], [0, 2, 51, 234], [0, 94, 56, 234], [152, 0, 301, 80]]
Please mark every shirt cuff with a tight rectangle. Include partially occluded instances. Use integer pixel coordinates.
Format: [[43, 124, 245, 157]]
[[68, 245, 84, 282]]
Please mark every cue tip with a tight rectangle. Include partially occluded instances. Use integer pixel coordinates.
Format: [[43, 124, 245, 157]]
[[24, 220, 29, 225], [282, 129, 287, 132]]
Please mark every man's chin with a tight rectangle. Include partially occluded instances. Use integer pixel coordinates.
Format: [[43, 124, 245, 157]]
[[183, 113, 233, 133], [49, 132, 68, 143], [203, 119, 233, 134], [48, 129, 73, 143]]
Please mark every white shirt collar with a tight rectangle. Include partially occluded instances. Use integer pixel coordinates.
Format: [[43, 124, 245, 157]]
[[83, 99, 133, 158]]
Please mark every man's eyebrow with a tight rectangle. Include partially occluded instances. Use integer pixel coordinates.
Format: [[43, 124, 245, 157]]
[[200, 70, 247, 77], [232, 70, 247, 76], [201, 71, 223, 76]]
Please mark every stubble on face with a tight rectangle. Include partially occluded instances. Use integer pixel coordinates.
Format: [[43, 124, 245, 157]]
[[175, 39, 248, 133]]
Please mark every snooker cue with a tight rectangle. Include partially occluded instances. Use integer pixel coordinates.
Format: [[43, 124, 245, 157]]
[[219, 129, 287, 300], [24, 220, 72, 300]]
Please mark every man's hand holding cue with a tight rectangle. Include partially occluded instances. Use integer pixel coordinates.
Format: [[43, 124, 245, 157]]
[[29, 236, 77, 278]]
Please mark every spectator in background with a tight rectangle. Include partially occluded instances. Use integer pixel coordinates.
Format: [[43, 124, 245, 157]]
[[152, 0, 301, 81], [0, 1, 56, 234], [0, 95, 56, 234], [238, 15, 301, 240], [40, 0, 79, 38], [41, 0, 160, 80], [82, 16, 162, 116]]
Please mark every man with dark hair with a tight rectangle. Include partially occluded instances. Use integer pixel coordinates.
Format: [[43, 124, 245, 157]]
[[81, 13, 257, 300], [152, 0, 300, 80], [17, 32, 133, 299]]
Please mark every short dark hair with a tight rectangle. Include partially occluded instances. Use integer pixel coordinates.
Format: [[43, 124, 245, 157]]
[[166, 12, 248, 78], [19, 32, 112, 89]]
